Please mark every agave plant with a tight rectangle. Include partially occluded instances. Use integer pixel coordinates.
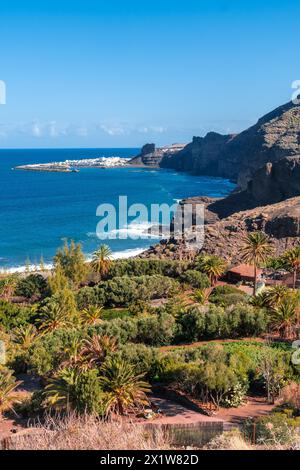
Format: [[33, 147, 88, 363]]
[[59, 337, 85, 370], [193, 288, 212, 305], [13, 324, 39, 350], [80, 305, 103, 326], [0, 368, 21, 419], [80, 334, 118, 369], [39, 301, 73, 333], [99, 358, 150, 416]]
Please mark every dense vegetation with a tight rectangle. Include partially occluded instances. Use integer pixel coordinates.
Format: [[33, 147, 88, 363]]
[[0, 235, 299, 424]]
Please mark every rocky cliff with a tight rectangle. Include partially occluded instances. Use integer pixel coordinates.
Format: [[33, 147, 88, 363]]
[[160, 132, 235, 175], [129, 143, 162, 166], [160, 101, 300, 189], [207, 155, 300, 218], [141, 195, 300, 264]]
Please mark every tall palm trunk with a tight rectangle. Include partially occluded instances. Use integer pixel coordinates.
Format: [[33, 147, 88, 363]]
[[253, 263, 257, 295]]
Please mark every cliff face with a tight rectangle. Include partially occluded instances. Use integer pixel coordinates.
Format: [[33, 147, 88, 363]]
[[219, 101, 300, 188], [160, 101, 300, 188], [207, 156, 300, 218], [129, 143, 162, 166], [141, 195, 300, 264], [160, 132, 235, 175]]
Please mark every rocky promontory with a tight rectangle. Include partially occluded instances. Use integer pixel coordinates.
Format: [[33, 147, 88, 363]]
[[137, 101, 300, 190]]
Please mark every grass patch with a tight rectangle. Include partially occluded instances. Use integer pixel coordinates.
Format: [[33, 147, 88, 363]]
[[101, 308, 132, 321]]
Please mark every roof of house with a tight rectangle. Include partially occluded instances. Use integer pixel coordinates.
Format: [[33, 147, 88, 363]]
[[228, 263, 263, 278]]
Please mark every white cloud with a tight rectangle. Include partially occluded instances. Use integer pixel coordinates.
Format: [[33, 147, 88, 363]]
[[0, 120, 167, 140]]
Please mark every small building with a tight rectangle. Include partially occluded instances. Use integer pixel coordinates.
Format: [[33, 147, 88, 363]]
[[226, 264, 263, 284]]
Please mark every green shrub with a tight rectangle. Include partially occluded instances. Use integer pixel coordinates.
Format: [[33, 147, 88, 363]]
[[108, 259, 188, 279], [15, 274, 49, 300], [118, 343, 160, 379], [0, 300, 34, 331], [180, 270, 210, 289]]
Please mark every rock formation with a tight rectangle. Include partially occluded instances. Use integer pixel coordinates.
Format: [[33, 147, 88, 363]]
[[160, 101, 300, 189], [129, 143, 161, 166]]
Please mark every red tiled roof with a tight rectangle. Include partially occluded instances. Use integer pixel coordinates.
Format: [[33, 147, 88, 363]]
[[228, 264, 262, 277]]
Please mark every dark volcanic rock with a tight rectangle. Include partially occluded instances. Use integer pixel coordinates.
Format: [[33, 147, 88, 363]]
[[160, 132, 235, 175], [207, 156, 300, 218], [160, 101, 300, 189], [141, 196, 300, 264], [129, 143, 164, 166], [219, 101, 300, 188]]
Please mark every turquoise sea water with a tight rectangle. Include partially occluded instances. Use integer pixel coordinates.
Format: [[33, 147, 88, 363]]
[[0, 148, 235, 270]]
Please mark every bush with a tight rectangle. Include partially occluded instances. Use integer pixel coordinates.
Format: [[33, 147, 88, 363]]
[[76, 286, 105, 309], [15, 274, 49, 300], [99, 275, 179, 307], [177, 304, 268, 342], [118, 343, 160, 379], [108, 259, 188, 279], [0, 300, 34, 331], [210, 285, 247, 307], [136, 313, 176, 346], [180, 270, 210, 289], [243, 413, 299, 446]]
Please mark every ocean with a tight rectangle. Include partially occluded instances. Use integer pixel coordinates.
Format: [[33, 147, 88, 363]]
[[0, 148, 235, 271]]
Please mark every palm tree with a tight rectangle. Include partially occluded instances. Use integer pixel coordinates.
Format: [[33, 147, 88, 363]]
[[39, 302, 73, 333], [195, 255, 227, 286], [80, 305, 103, 326], [91, 245, 112, 280], [264, 285, 289, 309], [0, 368, 21, 419], [99, 358, 150, 416], [44, 368, 79, 411], [80, 334, 118, 369], [240, 231, 274, 295], [283, 246, 300, 289], [271, 295, 298, 339]]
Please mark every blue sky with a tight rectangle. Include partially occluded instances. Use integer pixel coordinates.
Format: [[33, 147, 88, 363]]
[[0, 0, 299, 148]]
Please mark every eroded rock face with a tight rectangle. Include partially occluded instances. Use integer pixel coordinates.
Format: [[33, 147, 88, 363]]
[[220, 101, 300, 188], [206, 156, 300, 218], [129, 143, 163, 166], [160, 132, 235, 175], [160, 101, 300, 188], [248, 156, 300, 204], [141, 196, 300, 264]]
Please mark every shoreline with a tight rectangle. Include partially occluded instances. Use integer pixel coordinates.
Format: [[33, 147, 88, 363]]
[[0, 247, 146, 275]]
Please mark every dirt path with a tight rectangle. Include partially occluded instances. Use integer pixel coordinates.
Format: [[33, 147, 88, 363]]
[[143, 395, 276, 429]]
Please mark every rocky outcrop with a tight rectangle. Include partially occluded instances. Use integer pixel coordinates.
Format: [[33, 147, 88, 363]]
[[160, 132, 235, 175], [160, 101, 300, 189], [129, 143, 162, 166], [141, 196, 300, 264], [206, 155, 300, 218]]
